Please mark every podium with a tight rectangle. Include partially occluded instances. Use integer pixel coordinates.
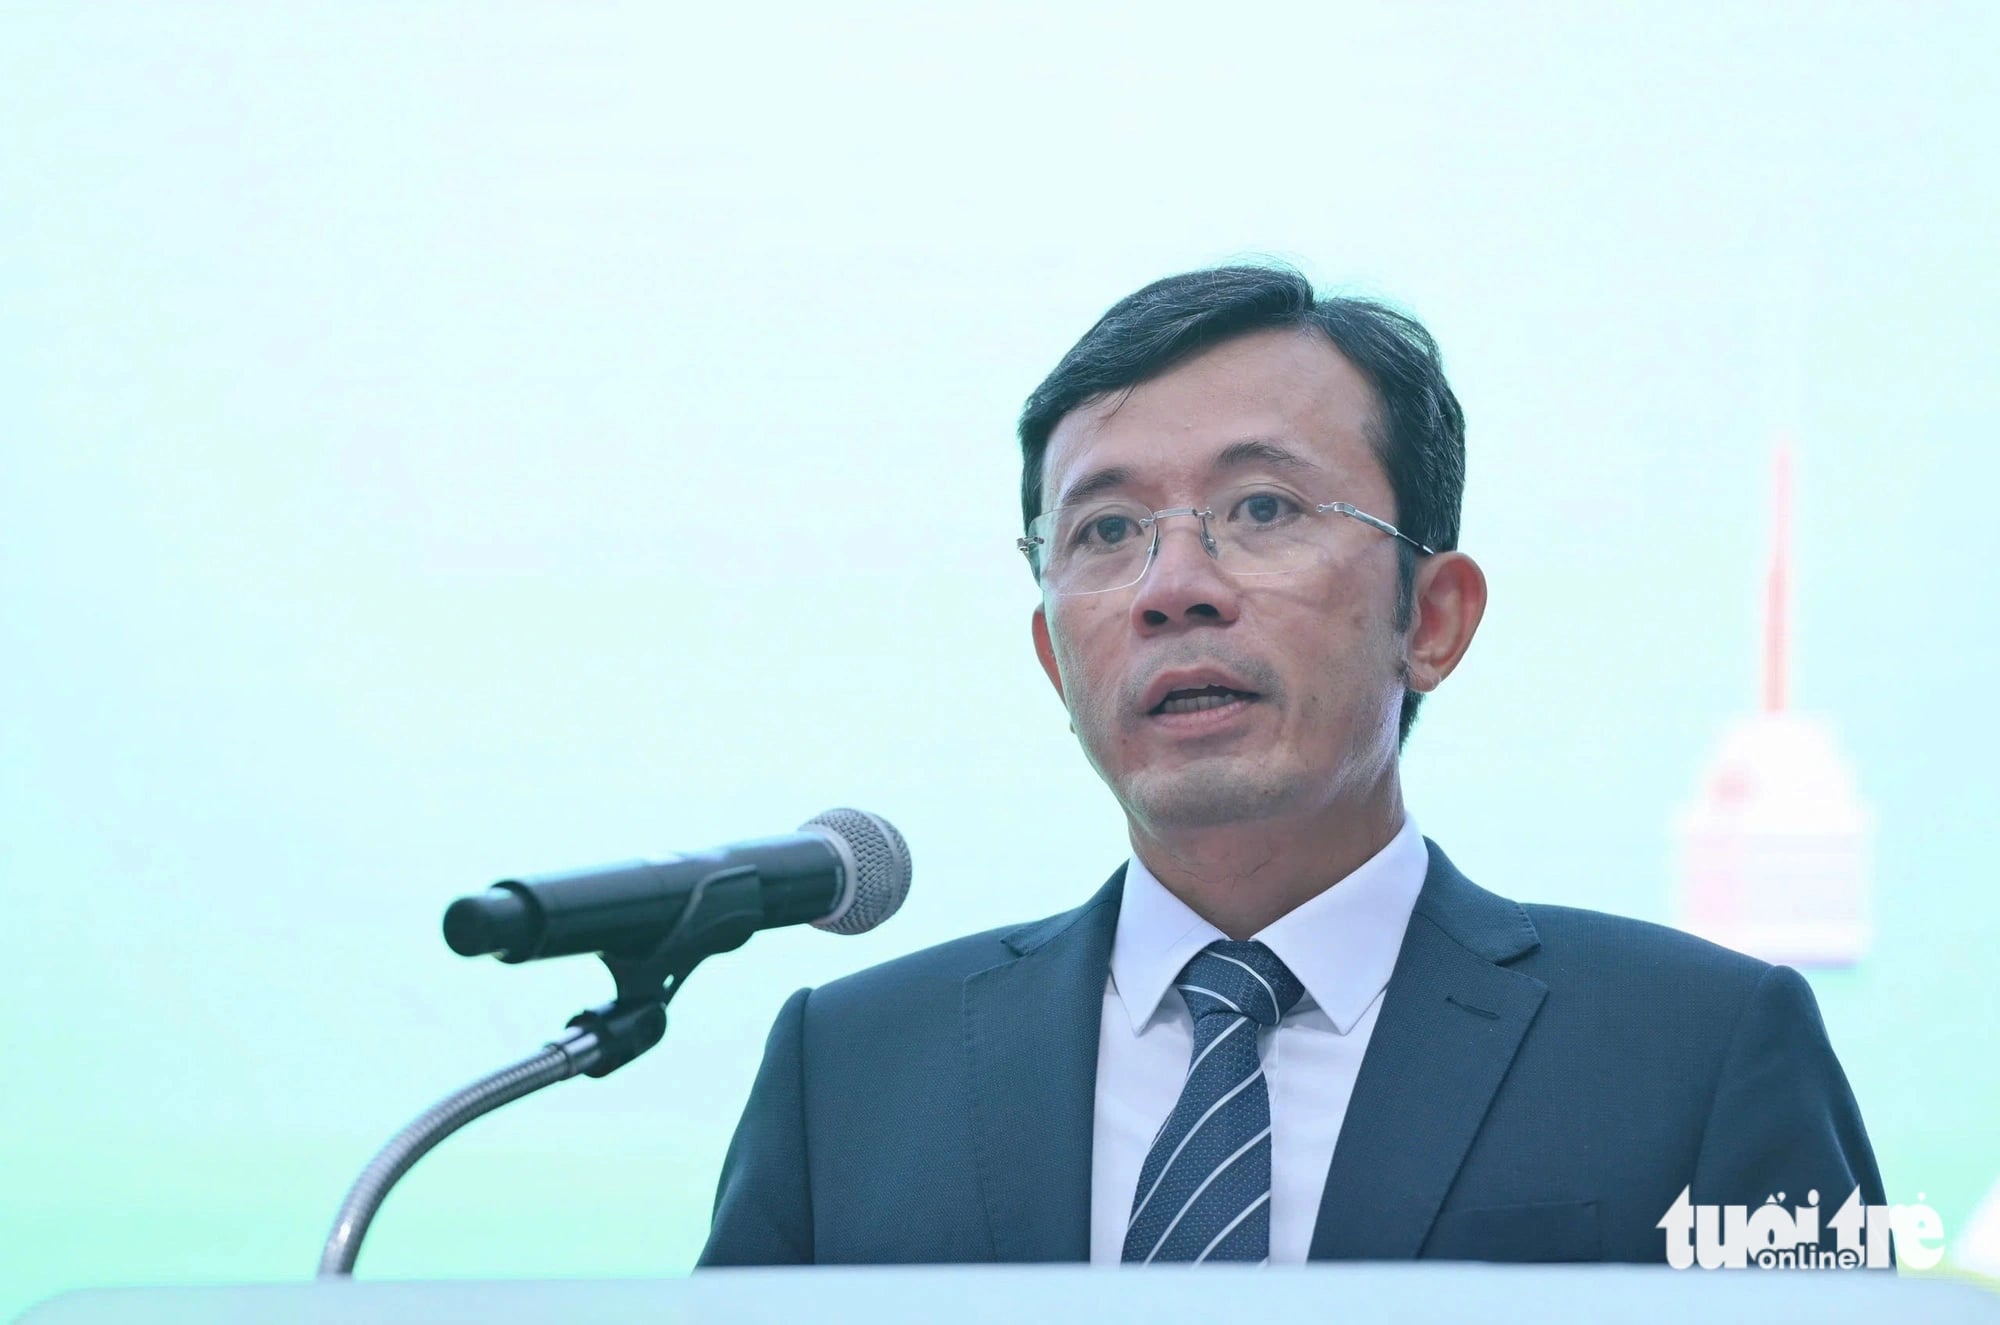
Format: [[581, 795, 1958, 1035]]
[[17, 1264, 2000, 1325]]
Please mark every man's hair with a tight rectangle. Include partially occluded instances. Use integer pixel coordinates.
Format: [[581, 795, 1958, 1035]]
[[1017, 262, 1466, 746]]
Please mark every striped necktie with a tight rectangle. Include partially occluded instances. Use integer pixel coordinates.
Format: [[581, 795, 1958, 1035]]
[[1122, 939, 1305, 1264]]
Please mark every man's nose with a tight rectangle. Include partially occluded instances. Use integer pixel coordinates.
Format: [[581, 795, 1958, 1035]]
[[1129, 514, 1241, 630]]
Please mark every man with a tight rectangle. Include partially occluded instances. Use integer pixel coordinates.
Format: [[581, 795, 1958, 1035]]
[[699, 264, 1885, 1265]]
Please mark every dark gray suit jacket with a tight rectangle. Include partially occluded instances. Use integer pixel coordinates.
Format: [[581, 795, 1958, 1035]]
[[699, 840, 1886, 1264]]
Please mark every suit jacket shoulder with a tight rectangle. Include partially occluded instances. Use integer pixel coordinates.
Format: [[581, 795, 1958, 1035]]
[[1513, 899, 1774, 1029], [1383, 846, 1885, 1262]]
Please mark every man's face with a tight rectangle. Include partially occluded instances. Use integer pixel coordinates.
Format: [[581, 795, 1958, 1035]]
[[1030, 327, 1412, 834]]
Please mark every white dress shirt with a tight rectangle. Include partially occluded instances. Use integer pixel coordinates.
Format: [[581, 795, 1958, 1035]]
[[1088, 815, 1429, 1264]]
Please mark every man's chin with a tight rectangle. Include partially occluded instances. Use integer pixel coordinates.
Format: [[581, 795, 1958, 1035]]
[[1118, 758, 1304, 832]]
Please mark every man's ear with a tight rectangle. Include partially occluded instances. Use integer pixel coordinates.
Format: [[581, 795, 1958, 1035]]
[[1405, 551, 1487, 693], [1030, 605, 1067, 702]]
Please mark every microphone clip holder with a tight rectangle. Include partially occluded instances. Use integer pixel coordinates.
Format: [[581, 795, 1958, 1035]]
[[318, 865, 769, 1276], [569, 862, 766, 1076]]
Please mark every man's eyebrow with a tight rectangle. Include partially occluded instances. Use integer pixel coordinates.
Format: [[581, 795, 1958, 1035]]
[[1054, 464, 1136, 510], [1212, 438, 1322, 474], [1051, 439, 1323, 511]]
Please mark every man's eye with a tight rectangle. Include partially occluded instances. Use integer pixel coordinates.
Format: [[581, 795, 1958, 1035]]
[[1077, 514, 1137, 547], [1232, 492, 1301, 525]]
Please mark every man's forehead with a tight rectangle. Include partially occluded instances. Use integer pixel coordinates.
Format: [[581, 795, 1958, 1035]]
[[1041, 328, 1383, 504]]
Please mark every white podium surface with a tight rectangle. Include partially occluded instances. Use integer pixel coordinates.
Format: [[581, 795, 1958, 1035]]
[[16, 1265, 2000, 1325]]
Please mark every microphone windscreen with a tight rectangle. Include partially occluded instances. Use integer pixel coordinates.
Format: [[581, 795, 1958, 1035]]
[[803, 808, 912, 934]]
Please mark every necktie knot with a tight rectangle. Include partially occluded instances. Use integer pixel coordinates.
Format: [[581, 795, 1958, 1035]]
[[1175, 940, 1304, 1029]]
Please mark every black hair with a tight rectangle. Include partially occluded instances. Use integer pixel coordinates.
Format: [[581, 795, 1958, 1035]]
[[1017, 262, 1465, 746]]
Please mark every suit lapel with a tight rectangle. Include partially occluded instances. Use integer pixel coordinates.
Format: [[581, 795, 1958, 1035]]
[[1309, 841, 1548, 1260], [962, 872, 1122, 1263]]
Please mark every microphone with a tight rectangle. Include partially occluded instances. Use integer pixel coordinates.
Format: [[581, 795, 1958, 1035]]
[[442, 808, 911, 963]]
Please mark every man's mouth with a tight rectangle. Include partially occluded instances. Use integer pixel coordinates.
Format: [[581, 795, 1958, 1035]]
[[1149, 684, 1261, 716]]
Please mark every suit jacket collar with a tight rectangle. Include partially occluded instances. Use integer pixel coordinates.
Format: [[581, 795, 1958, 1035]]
[[1307, 838, 1548, 1258], [999, 869, 1124, 958], [1408, 837, 1541, 964]]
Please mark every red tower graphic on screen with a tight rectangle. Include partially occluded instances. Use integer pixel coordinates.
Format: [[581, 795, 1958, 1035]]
[[1674, 441, 1873, 966]]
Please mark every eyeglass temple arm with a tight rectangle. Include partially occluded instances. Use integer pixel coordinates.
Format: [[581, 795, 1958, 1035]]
[[1321, 503, 1436, 557]]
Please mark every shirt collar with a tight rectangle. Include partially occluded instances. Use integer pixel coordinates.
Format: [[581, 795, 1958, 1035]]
[[1108, 814, 1429, 1036]]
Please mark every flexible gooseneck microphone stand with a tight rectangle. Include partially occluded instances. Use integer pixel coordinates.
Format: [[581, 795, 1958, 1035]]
[[316, 866, 770, 1277]]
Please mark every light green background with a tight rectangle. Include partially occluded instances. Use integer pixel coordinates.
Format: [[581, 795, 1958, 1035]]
[[3, 3, 1996, 1316]]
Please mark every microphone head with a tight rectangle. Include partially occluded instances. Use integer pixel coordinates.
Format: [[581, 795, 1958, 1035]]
[[801, 808, 912, 935]]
